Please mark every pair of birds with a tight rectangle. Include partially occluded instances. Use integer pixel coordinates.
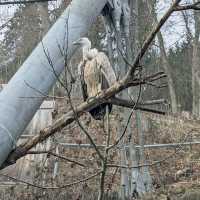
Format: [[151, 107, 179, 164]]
[[73, 37, 116, 120]]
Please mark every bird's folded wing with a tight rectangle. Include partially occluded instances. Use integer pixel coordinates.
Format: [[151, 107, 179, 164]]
[[97, 52, 117, 86]]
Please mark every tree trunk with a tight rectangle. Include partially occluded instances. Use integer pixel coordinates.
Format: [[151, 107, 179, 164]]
[[157, 31, 178, 113], [37, 2, 50, 38], [147, 0, 178, 113], [192, 41, 200, 116], [192, 3, 200, 116]]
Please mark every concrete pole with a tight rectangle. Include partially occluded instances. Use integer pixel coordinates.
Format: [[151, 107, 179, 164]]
[[0, 0, 108, 167]]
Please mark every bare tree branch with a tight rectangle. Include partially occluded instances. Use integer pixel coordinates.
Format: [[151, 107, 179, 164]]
[[0, 171, 101, 189], [27, 150, 86, 167]]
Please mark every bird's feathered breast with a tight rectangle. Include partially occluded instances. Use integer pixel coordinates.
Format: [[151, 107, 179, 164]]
[[95, 52, 116, 86], [84, 56, 101, 98], [83, 51, 116, 98]]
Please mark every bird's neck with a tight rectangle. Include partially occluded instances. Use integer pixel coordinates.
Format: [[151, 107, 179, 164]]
[[83, 48, 99, 61]]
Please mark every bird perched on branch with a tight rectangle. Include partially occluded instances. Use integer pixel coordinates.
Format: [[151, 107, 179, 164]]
[[73, 37, 116, 120]]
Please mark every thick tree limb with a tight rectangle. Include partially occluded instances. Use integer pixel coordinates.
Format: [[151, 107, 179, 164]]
[[109, 98, 166, 115]]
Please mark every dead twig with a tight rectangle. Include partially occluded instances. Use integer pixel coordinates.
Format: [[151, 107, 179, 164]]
[[27, 150, 86, 167]]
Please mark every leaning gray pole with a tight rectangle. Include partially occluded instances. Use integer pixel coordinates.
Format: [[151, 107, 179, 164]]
[[0, 0, 108, 167]]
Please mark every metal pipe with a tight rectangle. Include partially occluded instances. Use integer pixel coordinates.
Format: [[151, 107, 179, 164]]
[[0, 0, 108, 167]]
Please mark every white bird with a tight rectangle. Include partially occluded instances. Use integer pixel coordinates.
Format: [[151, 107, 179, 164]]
[[73, 37, 116, 120]]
